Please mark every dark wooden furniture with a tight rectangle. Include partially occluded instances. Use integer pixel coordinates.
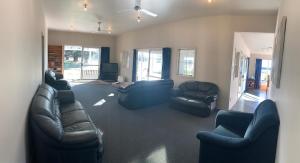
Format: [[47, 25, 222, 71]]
[[48, 45, 63, 74]]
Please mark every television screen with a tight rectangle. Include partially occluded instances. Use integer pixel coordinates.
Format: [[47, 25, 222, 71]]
[[102, 63, 118, 73]]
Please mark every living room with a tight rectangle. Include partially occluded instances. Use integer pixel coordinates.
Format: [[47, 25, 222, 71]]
[[0, 0, 299, 163]]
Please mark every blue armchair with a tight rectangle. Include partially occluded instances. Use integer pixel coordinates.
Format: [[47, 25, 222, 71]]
[[197, 100, 280, 163]]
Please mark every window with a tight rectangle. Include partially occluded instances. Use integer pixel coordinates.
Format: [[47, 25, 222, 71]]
[[261, 60, 272, 83], [178, 49, 196, 77], [64, 45, 100, 80], [136, 49, 163, 81]]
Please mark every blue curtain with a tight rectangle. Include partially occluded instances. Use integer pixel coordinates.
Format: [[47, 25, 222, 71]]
[[255, 59, 262, 89], [161, 48, 171, 80], [132, 49, 137, 82], [99, 47, 110, 79]]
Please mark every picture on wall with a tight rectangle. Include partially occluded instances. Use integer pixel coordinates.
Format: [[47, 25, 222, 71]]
[[272, 16, 287, 88]]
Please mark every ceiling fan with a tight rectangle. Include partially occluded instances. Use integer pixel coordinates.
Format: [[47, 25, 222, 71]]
[[97, 22, 112, 34], [134, 0, 158, 18], [118, 0, 158, 23]]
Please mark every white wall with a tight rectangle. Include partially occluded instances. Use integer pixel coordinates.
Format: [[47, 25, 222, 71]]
[[116, 15, 276, 109], [0, 0, 46, 162], [270, 0, 300, 162], [228, 33, 251, 109], [48, 30, 117, 62]]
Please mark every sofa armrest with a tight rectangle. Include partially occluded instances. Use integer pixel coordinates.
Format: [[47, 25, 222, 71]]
[[54, 80, 69, 85], [197, 131, 250, 148], [216, 110, 253, 136], [171, 88, 182, 96], [57, 90, 75, 104], [55, 73, 64, 80], [204, 94, 218, 103]]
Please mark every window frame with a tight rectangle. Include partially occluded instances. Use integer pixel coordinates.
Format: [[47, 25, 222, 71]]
[[136, 48, 163, 81], [177, 48, 196, 78]]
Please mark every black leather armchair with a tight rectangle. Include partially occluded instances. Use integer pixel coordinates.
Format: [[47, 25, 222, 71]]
[[45, 70, 71, 90], [30, 84, 103, 163], [197, 100, 280, 163], [170, 81, 219, 117], [118, 80, 174, 109]]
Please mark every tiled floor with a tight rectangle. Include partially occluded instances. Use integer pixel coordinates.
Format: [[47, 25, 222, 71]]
[[231, 92, 265, 113]]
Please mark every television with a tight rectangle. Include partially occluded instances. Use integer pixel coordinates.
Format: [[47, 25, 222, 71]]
[[100, 63, 118, 81], [102, 63, 118, 73]]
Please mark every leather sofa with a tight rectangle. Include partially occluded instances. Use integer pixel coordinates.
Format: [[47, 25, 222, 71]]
[[170, 81, 219, 117], [118, 80, 174, 109], [30, 84, 103, 163], [45, 70, 71, 90], [197, 100, 280, 163]]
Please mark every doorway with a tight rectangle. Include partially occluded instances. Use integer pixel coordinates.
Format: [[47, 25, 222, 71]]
[[136, 49, 163, 81], [63, 45, 101, 80], [229, 32, 274, 111]]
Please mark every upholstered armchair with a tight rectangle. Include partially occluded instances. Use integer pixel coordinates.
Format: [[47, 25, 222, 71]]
[[197, 100, 280, 163]]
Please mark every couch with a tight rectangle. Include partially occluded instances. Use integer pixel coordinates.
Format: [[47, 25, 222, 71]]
[[118, 80, 174, 109], [170, 81, 219, 117], [45, 70, 71, 90], [197, 99, 280, 163], [29, 84, 103, 163]]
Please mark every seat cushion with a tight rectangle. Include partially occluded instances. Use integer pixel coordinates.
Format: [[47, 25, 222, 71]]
[[64, 121, 96, 132], [60, 101, 83, 113], [214, 125, 241, 138], [172, 96, 208, 108], [61, 110, 90, 127]]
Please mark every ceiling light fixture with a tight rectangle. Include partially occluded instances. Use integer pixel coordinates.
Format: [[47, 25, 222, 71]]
[[84, 3, 88, 11], [137, 16, 141, 23], [208, 0, 213, 3]]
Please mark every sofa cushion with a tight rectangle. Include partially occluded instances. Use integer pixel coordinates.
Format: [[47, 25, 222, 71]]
[[60, 101, 83, 113], [244, 100, 280, 141], [172, 96, 208, 108], [61, 110, 90, 127], [214, 125, 241, 138]]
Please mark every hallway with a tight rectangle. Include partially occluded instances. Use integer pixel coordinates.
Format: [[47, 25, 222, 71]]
[[231, 93, 265, 113]]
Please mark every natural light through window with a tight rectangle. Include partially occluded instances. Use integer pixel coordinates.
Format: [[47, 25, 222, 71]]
[[93, 99, 106, 106], [178, 49, 195, 77], [136, 49, 163, 81]]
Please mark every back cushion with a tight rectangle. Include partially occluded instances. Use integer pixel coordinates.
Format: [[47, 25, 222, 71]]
[[45, 70, 56, 82], [30, 84, 63, 141], [244, 100, 280, 141], [179, 81, 219, 95]]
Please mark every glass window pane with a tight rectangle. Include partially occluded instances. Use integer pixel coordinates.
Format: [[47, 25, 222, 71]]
[[64, 45, 82, 80], [178, 49, 195, 76], [149, 50, 162, 80]]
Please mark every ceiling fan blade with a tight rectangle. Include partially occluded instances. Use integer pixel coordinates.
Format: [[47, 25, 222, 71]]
[[117, 9, 133, 14], [140, 9, 158, 17]]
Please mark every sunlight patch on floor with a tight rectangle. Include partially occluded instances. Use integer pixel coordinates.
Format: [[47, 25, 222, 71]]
[[130, 146, 168, 163], [108, 93, 115, 97], [93, 99, 106, 106], [243, 93, 264, 102]]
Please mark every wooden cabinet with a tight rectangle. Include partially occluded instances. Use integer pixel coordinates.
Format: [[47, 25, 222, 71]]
[[48, 45, 63, 74]]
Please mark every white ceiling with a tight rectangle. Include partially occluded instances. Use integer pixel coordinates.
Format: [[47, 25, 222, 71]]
[[240, 32, 275, 55], [44, 0, 280, 35]]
